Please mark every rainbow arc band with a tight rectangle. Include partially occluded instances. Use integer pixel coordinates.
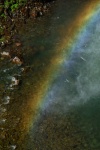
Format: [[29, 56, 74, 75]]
[[20, 0, 100, 137]]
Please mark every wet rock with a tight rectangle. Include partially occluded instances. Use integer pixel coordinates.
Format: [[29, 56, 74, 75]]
[[10, 145, 17, 150], [12, 56, 23, 65], [10, 76, 20, 87], [2, 96, 10, 105], [15, 42, 21, 47], [0, 41, 6, 48], [20, 67, 25, 72], [38, 11, 43, 16], [0, 51, 10, 58]]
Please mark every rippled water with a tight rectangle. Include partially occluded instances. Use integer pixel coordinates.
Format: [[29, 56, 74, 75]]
[[0, 0, 100, 149]]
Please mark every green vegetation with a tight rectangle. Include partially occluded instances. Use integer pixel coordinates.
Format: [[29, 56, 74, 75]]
[[0, 0, 27, 18], [0, 0, 52, 43], [0, 0, 28, 40]]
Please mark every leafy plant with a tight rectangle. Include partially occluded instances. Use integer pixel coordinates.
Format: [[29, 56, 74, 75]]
[[4, 0, 10, 9], [11, 3, 19, 12], [1, 13, 7, 18], [0, 0, 28, 18]]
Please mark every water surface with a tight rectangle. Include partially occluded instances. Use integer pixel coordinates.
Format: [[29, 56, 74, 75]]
[[0, 0, 100, 149]]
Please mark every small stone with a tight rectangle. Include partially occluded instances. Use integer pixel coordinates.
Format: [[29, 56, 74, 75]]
[[15, 42, 21, 47], [11, 77, 19, 86], [10, 145, 17, 150], [2, 96, 10, 104], [1, 51, 10, 57], [39, 11, 43, 16], [20, 67, 25, 72], [12, 56, 23, 65], [1, 41, 5, 47]]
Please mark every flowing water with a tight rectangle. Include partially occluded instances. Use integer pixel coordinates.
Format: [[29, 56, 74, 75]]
[[0, 0, 100, 149]]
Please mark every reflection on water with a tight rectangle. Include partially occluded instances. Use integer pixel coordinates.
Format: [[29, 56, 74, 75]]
[[0, 0, 100, 149]]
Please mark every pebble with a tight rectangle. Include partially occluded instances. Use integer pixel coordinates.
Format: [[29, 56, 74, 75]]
[[1, 42, 5, 47], [10, 145, 17, 150], [0, 119, 6, 124], [12, 56, 23, 65], [39, 11, 43, 16], [2, 96, 10, 104], [1, 51, 10, 57], [11, 77, 19, 86], [20, 67, 25, 72]]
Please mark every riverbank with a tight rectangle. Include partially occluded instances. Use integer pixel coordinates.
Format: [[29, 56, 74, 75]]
[[0, 1, 56, 149], [0, 0, 54, 48]]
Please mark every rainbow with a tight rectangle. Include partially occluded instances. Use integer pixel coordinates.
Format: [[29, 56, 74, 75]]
[[21, 0, 100, 136]]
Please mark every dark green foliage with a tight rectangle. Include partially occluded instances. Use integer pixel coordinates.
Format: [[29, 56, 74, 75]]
[[0, 0, 27, 18]]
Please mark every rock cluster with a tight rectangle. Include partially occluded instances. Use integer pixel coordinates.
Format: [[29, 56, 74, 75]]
[[0, 0, 54, 48]]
